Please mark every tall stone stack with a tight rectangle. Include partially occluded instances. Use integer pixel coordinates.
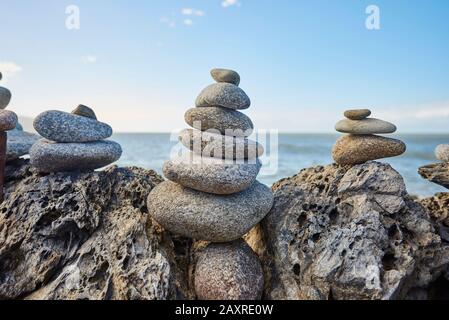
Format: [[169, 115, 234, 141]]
[[148, 68, 273, 300], [332, 108, 406, 165], [30, 105, 122, 172]]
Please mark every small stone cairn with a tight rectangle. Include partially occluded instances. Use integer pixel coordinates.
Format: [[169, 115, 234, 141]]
[[332, 108, 406, 165], [30, 105, 122, 172], [435, 144, 449, 163], [148, 68, 273, 300]]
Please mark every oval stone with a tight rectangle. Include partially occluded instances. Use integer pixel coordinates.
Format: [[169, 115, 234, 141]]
[[147, 180, 273, 242], [34, 110, 112, 143], [179, 129, 264, 160], [185, 107, 253, 137], [435, 144, 449, 162], [195, 240, 264, 300], [332, 134, 406, 165], [344, 109, 371, 120], [163, 152, 261, 194], [335, 118, 396, 134], [0, 86, 12, 109], [7, 129, 40, 161], [30, 139, 122, 172], [0, 110, 18, 131], [210, 68, 240, 86], [72, 104, 97, 120], [195, 83, 250, 110]]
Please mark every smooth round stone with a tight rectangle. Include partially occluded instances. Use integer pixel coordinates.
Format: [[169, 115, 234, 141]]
[[15, 122, 23, 131], [195, 240, 264, 300], [185, 107, 253, 137], [163, 152, 261, 194], [72, 104, 97, 120], [6, 129, 40, 161], [147, 180, 273, 242], [195, 83, 250, 110], [0, 110, 18, 131], [179, 129, 264, 160], [344, 109, 371, 120], [435, 144, 449, 162], [335, 118, 397, 134], [0, 86, 12, 109], [332, 134, 406, 165], [30, 139, 122, 172], [34, 110, 112, 143], [210, 68, 240, 86]]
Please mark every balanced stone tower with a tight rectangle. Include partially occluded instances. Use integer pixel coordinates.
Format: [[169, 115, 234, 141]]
[[148, 68, 273, 300], [30, 105, 122, 172], [332, 108, 406, 165]]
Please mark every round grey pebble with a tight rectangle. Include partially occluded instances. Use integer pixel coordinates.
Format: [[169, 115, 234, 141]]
[[0, 110, 18, 131], [7, 129, 40, 161], [195, 83, 250, 110], [210, 68, 241, 86], [34, 110, 112, 143], [0, 86, 12, 109], [30, 139, 122, 172], [163, 152, 261, 194], [335, 118, 397, 134], [147, 180, 273, 242], [435, 144, 449, 162], [72, 104, 97, 120], [194, 239, 264, 300], [344, 109, 371, 120]]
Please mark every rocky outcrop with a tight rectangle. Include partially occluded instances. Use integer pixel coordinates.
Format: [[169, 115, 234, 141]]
[[262, 161, 449, 300], [0, 159, 194, 300], [419, 162, 449, 190]]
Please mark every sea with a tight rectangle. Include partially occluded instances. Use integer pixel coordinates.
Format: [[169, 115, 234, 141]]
[[112, 133, 449, 198]]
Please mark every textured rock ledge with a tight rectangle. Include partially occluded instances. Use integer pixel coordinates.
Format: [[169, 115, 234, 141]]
[[418, 162, 449, 189]]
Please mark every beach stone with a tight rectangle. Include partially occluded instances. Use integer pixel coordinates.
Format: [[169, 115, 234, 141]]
[[210, 68, 240, 86], [344, 109, 371, 120], [34, 110, 112, 143], [332, 134, 406, 165], [185, 107, 253, 137], [163, 152, 261, 194], [15, 122, 23, 131], [435, 144, 449, 162], [179, 129, 263, 160], [0, 86, 12, 109], [147, 180, 273, 242], [335, 118, 397, 134], [196, 83, 250, 110], [72, 104, 97, 120], [30, 139, 122, 172], [7, 129, 40, 161], [194, 240, 263, 300], [0, 110, 18, 131]]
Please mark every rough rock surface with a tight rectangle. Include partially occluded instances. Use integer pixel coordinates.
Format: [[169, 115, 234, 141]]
[[262, 161, 449, 300], [195, 83, 250, 110], [419, 162, 449, 189], [0, 159, 193, 300], [419, 193, 449, 227]]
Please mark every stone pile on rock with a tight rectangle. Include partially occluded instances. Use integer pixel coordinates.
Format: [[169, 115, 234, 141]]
[[30, 105, 122, 172], [332, 108, 406, 165], [0, 72, 18, 133], [148, 68, 272, 300]]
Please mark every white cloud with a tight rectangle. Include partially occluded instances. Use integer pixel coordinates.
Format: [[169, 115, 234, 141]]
[[377, 102, 449, 121], [81, 55, 97, 64], [0, 62, 23, 83], [184, 19, 193, 26], [222, 0, 241, 8], [181, 8, 205, 16], [160, 15, 176, 28]]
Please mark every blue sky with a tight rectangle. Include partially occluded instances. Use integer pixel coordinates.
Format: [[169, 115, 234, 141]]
[[1, 0, 449, 132]]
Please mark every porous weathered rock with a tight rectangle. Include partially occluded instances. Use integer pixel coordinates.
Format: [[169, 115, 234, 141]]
[[148, 180, 273, 242], [33, 110, 112, 142], [418, 162, 449, 189], [185, 107, 253, 137], [435, 144, 449, 162], [194, 240, 264, 300], [72, 104, 97, 120], [179, 129, 263, 160], [333, 134, 406, 165], [262, 161, 449, 300], [30, 139, 122, 172], [7, 129, 40, 161], [0, 110, 18, 131], [196, 83, 250, 110], [335, 118, 396, 134], [344, 109, 371, 120], [0, 159, 193, 300], [163, 152, 261, 194], [419, 193, 449, 227], [0, 86, 12, 109], [210, 68, 241, 86]]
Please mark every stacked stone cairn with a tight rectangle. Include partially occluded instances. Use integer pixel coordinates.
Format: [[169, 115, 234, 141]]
[[435, 144, 449, 163], [30, 105, 122, 172], [332, 108, 406, 165], [148, 68, 273, 300]]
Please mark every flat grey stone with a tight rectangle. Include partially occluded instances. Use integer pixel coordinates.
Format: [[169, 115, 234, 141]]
[[195, 240, 264, 300], [0, 86, 12, 109], [163, 152, 261, 194], [7, 129, 40, 161], [185, 107, 253, 137], [344, 109, 371, 120], [34, 110, 112, 142], [210, 68, 240, 86], [0, 110, 18, 131], [435, 144, 449, 162], [179, 129, 264, 160], [195, 83, 250, 110], [30, 139, 122, 172], [335, 118, 396, 134], [72, 105, 97, 120], [147, 180, 273, 242]]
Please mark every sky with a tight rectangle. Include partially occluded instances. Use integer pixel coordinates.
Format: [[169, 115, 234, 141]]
[[1, 0, 449, 133]]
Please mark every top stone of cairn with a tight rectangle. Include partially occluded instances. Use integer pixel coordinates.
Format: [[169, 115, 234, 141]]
[[210, 68, 240, 86], [0, 72, 12, 110], [72, 104, 97, 120], [344, 109, 371, 120]]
